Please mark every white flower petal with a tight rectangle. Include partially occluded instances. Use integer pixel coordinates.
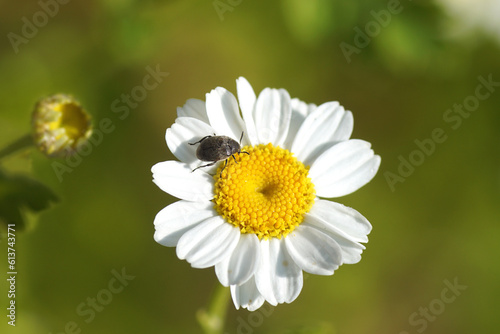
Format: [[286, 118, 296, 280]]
[[326, 232, 365, 264], [231, 276, 265, 311], [283, 98, 316, 149], [166, 117, 216, 168], [302, 213, 366, 265], [255, 238, 303, 305], [309, 139, 381, 197], [206, 87, 247, 142], [253, 88, 292, 146], [306, 199, 372, 243], [215, 234, 260, 286], [154, 200, 215, 247], [291, 98, 313, 118], [292, 102, 353, 166], [176, 98, 209, 123], [285, 225, 342, 275], [152, 161, 214, 202], [176, 216, 240, 269], [332, 109, 353, 142], [236, 77, 258, 146]]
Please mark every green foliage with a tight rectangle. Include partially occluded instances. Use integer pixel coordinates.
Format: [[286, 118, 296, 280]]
[[0, 168, 58, 231]]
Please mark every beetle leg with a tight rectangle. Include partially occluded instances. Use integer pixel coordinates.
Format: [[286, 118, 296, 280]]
[[239, 131, 244, 144], [232, 154, 238, 164], [240, 151, 250, 155], [219, 159, 229, 177], [191, 161, 217, 172], [189, 135, 213, 145]]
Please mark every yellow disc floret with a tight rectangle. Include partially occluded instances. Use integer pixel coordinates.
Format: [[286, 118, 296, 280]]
[[214, 143, 315, 239]]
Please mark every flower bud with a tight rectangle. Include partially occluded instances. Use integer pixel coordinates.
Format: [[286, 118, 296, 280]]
[[32, 94, 92, 157]]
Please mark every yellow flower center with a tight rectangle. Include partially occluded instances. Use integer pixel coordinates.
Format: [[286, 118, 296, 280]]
[[214, 143, 315, 240], [53, 102, 91, 141]]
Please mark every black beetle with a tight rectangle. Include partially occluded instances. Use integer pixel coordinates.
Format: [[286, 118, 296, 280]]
[[189, 132, 249, 176]]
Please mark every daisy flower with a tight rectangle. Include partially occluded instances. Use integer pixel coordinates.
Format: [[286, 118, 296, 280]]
[[152, 77, 381, 311]]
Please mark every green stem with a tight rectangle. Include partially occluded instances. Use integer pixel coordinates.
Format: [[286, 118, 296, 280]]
[[196, 283, 230, 334], [0, 134, 34, 160]]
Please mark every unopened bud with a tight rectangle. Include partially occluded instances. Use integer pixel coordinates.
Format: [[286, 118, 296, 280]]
[[32, 94, 92, 157]]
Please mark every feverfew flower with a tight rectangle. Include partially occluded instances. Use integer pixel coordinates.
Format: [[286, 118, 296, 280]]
[[152, 77, 381, 311], [32, 94, 92, 157], [436, 0, 500, 42]]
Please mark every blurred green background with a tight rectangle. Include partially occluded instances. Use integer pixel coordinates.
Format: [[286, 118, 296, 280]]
[[1, 0, 499, 333]]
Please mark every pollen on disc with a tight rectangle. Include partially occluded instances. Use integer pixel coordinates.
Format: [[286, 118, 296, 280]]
[[213, 143, 315, 239]]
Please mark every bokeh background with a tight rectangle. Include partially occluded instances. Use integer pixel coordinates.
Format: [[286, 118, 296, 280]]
[[1, 0, 499, 333]]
